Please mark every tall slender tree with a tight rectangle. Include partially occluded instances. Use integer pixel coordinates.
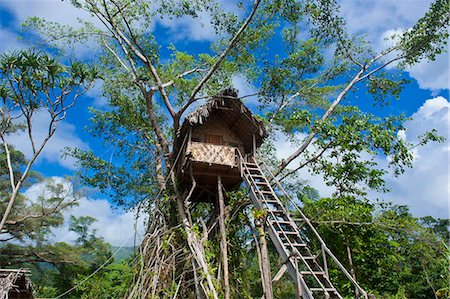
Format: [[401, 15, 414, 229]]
[[0, 50, 99, 233]]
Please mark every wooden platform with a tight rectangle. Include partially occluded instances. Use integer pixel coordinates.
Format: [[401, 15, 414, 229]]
[[181, 159, 243, 202]]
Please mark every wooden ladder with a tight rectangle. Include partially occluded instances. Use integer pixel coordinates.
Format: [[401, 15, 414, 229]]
[[239, 155, 367, 299]]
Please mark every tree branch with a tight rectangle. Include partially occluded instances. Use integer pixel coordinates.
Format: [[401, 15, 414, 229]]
[[277, 143, 332, 182], [139, 86, 170, 154], [99, 1, 177, 119], [1, 138, 15, 191], [273, 66, 366, 177], [357, 54, 407, 82], [179, 0, 262, 117], [151, 67, 206, 92], [5, 198, 77, 226]]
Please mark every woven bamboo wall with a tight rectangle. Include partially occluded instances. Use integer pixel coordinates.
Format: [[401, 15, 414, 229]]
[[191, 117, 243, 149], [187, 142, 236, 167]]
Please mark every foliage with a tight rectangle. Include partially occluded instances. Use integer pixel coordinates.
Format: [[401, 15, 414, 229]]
[[0, 148, 112, 298], [0, 49, 99, 239], [300, 196, 449, 298], [75, 260, 135, 299], [2, 215, 114, 299], [13, 0, 450, 298], [22, 0, 447, 210], [0, 146, 79, 243], [0, 49, 99, 136]]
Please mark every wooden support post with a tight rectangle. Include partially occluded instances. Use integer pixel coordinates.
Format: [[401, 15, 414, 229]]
[[294, 257, 302, 299], [255, 218, 274, 299], [322, 244, 329, 279], [217, 176, 230, 299], [272, 264, 287, 285], [192, 259, 202, 299], [345, 239, 359, 298]]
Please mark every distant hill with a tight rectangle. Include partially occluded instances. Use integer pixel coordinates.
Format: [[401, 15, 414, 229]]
[[111, 246, 136, 263]]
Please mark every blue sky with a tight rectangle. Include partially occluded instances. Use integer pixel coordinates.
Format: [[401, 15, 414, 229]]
[[0, 0, 448, 245]]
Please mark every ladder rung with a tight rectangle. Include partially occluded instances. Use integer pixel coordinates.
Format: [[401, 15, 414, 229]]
[[270, 220, 292, 225], [263, 199, 280, 204], [310, 288, 336, 292], [270, 210, 285, 214], [283, 243, 307, 247], [300, 256, 316, 260], [246, 171, 261, 175], [278, 231, 298, 235], [300, 271, 326, 276], [261, 192, 275, 196], [264, 198, 278, 202], [245, 166, 259, 170]]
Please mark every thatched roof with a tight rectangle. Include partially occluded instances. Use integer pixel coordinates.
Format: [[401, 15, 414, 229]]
[[0, 269, 34, 299], [180, 88, 267, 152]]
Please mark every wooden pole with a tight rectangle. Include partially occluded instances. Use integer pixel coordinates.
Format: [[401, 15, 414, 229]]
[[253, 233, 266, 297], [217, 176, 230, 299], [272, 264, 287, 285], [345, 238, 359, 298], [255, 218, 274, 299], [188, 127, 192, 144], [322, 244, 329, 279], [294, 258, 302, 299]]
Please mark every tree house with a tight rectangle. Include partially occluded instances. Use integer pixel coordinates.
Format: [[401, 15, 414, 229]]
[[175, 89, 368, 299], [178, 88, 266, 201]]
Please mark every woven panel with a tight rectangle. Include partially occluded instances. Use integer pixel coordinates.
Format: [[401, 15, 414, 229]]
[[187, 142, 236, 167]]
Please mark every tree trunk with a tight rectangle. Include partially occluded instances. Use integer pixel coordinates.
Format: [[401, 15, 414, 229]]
[[217, 176, 230, 299]]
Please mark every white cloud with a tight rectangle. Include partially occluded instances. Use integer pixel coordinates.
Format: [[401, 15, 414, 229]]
[[157, 10, 217, 42], [397, 129, 406, 141], [341, 0, 448, 91], [379, 27, 449, 90], [341, 0, 431, 46], [0, 0, 103, 59], [23, 177, 146, 246], [232, 75, 259, 106], [373, 96, 450, 218], [1, 0, 216, 46], [0, 28, 26, 53], [155, 0, 244, 42], [407, 53, 449, 90], [1, 0, 98, 28], [272, 97, 450, 219], [85, 79, 108, 107], [52, 197, 146, 247], [7, 111, 89, 170], [380, 28, 404, 52], [414, 96, 449, 118]]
